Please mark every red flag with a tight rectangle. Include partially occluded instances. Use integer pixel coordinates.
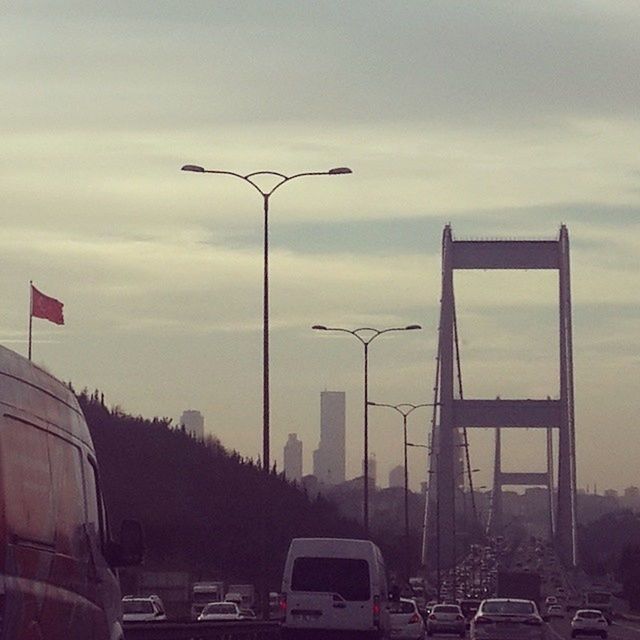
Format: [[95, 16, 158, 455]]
[[31, 285, 64, 325]]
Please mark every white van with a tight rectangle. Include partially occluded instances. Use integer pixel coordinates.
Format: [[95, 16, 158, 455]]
[[281, 537, 390, 639], [0, 344, 143, 639]]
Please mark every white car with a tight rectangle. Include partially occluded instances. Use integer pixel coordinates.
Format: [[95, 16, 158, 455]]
[[547, 604, 564, 619], [389, 598, 425, 639], [470, 598, 544, 640], [571, 609, 608, 638], [427, 604, 466, 637], [198, 601, 243, 621], [122, 597, 167, 622]]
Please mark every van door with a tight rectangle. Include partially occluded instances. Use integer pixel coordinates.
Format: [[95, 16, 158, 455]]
[[288, 556, 372, 630]]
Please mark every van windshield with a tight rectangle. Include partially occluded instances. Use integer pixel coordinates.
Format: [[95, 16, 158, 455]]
[[291, 557, 370, 601]]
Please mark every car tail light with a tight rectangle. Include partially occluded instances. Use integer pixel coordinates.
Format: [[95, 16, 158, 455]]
[[373, 595, 381, 626], [279, 593, 287, 614], [474, 616, 492, 624], [429, 614, 437, 620], [409, 613, 421, 624], [524, 617, 543, 626]]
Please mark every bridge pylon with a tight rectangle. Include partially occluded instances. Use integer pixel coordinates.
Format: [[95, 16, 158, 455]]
[[423, 225, 577, 570]]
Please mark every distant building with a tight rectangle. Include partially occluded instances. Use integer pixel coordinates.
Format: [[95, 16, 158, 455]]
[[625, 486, 640, 498], [389, 465, 404, 489], [284, 433, 303, 483], [180, 410, 204, 440], [313, 391, 346, 485], [604, 489, 618, 499], [362, 455, 377, 488]]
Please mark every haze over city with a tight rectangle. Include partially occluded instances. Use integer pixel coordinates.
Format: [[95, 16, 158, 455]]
[[2, 1, 639, 494]]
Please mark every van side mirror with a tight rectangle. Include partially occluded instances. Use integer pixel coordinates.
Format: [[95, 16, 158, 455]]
[[105, 519, 144, 567]]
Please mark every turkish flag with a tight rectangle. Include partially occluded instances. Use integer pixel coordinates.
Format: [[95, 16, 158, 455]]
[[31, 285, 64, 325]]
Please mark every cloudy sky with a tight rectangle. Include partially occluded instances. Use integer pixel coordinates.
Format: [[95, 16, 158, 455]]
[[2, 1, 639, 493]]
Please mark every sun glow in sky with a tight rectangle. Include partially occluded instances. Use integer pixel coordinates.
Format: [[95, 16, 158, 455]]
[[2, 1, 639, 492]]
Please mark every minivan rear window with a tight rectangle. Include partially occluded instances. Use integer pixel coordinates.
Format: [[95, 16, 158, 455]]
[[291, 557, 370, 601]]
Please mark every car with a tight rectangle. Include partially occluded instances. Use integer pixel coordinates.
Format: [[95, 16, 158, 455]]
[[571, 609, 608, 638], [547, 604, 564, 619], [470, 598, 545, 640], [280, 537, 391, 639], [122, 597, 167, 622], [197, 601, 243, 621], [388, 597, 425, 639], [0, 344, 144, 640], [427, 604, 466, 637]]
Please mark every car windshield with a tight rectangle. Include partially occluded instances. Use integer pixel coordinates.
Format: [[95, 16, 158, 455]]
[[203, 603, 236, 615], [434, 605, 461, 614], [123, 600, 154, 614], [482, 601, 534, 615], [291, 557, 370, 601], [389, 600, 416, 614]]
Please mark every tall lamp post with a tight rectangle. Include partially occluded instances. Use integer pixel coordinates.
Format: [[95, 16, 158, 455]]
[[312, 324, 422, 536], [182, 164, 351, 618], [182, 164, 351, 474], [369, 402, 433, 582]]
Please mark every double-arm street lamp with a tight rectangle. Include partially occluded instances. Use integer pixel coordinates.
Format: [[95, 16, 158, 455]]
[[182, 164, 351, 619], [182, 164, 351, 474], [369, 402, 433, 581], [312, 325, 422, 537]]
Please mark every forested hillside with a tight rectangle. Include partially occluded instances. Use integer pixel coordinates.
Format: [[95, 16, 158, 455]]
[[78, 390, 365, 588]]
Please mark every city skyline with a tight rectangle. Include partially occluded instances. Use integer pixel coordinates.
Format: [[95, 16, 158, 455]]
[[2, 2, 639, 493]]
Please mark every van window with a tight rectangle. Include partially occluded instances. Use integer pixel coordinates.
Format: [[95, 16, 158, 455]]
[[48, 432, 85, 557], [85, 457, 107, 546], [0, 416, 55, 547], [291, 557, 370, 601]]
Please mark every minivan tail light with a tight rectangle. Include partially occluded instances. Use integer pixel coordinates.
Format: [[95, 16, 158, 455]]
[[279, 593, 287, 614], [373, 595, 381, 626]]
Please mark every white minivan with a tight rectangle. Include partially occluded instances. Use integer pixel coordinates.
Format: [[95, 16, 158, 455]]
[[281, 537, 390, 639]]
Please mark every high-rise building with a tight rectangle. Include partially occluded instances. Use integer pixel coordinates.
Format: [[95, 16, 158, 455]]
[[284, 433, 303, 482], [389, 465, 404, 489], [180, 410, 204, 440], [362, 455, 377, 488], [313, 391, 346, 485]]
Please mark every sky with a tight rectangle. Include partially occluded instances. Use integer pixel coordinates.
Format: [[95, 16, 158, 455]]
[[2, 1, 639, 494]]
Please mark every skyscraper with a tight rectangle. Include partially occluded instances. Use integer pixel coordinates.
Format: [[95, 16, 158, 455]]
[[313, 391, 346, 485], [180, 410, 204, 439], [284, 433, 303, 482]]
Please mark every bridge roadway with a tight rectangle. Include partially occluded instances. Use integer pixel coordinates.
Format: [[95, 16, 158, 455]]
[[123, 617, 640, 640]]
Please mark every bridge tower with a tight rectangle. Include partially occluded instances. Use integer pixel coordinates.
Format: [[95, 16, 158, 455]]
[[423, 225, 577, 569]]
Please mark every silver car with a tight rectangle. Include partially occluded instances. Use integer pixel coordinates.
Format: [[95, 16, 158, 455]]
[[470, 598, 545, 640], [427, 603, 466, 637]]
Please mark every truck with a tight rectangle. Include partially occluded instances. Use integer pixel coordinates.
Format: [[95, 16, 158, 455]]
[[226, 584, 256, 610], [584, 590, 614, 623], [496, 571, 542, 611], [191, 581, 225, 619]]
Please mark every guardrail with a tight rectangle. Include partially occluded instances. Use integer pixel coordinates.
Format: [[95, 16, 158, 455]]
[[124, 620, 281, 640]]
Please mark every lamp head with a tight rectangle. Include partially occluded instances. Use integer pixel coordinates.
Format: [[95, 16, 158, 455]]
[[181, 164, 205, 173], [328, 167, 352, 175], [312, 325, 328, 331]]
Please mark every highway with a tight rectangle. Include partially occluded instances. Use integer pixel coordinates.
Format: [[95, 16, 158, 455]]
[[545, 618, 640, 640]]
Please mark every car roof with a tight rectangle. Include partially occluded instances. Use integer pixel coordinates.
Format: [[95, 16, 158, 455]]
[[576, 609, 604, 615]]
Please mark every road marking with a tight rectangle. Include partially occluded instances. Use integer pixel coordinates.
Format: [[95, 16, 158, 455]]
[[547, 623, 565, 640], [614, 622, 640, 635]]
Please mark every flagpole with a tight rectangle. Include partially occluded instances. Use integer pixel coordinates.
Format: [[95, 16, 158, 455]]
[[28, 281, 33, 361]]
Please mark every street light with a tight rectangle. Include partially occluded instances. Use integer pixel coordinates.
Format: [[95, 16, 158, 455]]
[[312, 324, 422, 536], [369, 402, 433, 582], [182, 164, 351, 475], [183, 164, 351, 618]]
